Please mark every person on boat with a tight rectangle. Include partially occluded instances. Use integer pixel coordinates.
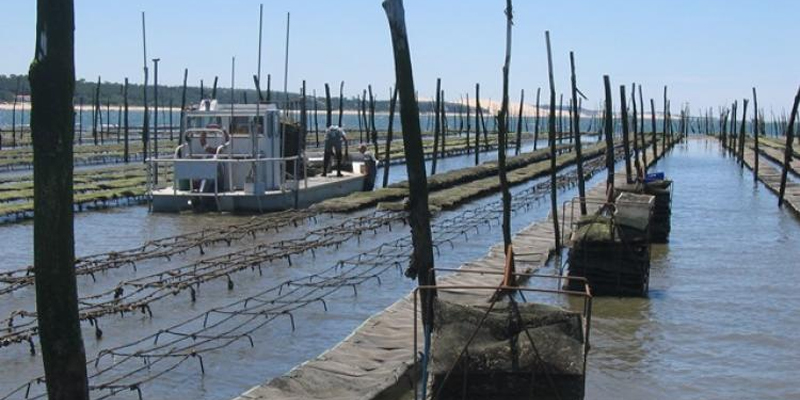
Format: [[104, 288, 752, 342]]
[[323, 125, 347, 177], [199, 124, 229, 156], [359, 144, 377, 191]]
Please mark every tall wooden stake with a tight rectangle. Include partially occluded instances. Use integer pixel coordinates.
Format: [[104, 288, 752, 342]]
[[123, 78, 129, 163], [778, 86, 800, 207], [515, 88, 524, 155], [497, 0, 515, 279], [604, 76, 615, 201], [382, 0, 436, 328], [753, 88, 759, 179], [570, 52, 587, 215], [546, 31, 561, 250], [534, 87, 540, 150], [383, 86, 398, 188], [432, 78, 441, 174], [29, 0, 90, 397], [620, 85, 632, 183], [475, 83, 481, 165]]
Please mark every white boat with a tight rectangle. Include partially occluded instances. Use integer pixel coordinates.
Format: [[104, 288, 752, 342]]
[[147, 100, 368, 212]]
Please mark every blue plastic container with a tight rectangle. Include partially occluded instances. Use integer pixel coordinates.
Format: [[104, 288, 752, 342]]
[[645, 172, 665, 183]]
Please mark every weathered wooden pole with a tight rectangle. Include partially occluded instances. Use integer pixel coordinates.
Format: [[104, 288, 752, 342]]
[[475, 83, 481, 165], [558, 93, 564, 144], [432, 78, 441, 174], [324, 83, 332, 128], [211, 76, 218, 99], [382, 86, 398, 188], [338, 81, 345, 127], [498, 0, 515, 279], [620, 85, 632, 183], [312, 90, 319, 146], [650, 98, 657, 160], [662, 86, 668, 151], [152, 58, 160, 173], [753, 88, 759, 179], [141, 12, 149, 164], [731, 101, 738, 154], [546, 31, 561, 249], [356, 94, 363, 140], [465, 93, 471, 154], [604, 76, 615, 201], [534, 87, 541, 150], [369, 85, 379, 154], [635, 85, 647, 172], [382, 0, 437, 328], [29, 0, 90, 397], [570, 52, 587, 215], [515, 88, 524, 155], [638, 85, 644, 139], [76, 96, 82, 144], [123, 78, 129, 163], [361, 90, 368, 142], [11, 77, 20, 147], [91, 76, 99, 145], [266, 74, 272, 102], [440, 90, 447, 159], [778, 86, 800, 207], [179, 68, 188, 146], [738, 99, 749, 165]]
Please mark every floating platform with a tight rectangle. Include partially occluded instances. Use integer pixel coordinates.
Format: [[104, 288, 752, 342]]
[[151, 171, 366, 212]]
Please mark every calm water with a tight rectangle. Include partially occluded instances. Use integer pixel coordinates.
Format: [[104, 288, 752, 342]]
[[585, 138, 800, 400], [1, 138, 798, 399]]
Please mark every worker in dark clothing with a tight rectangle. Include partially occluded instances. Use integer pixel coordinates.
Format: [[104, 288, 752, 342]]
[[323, 125, 347, 177], [359, 144, 377, 191]]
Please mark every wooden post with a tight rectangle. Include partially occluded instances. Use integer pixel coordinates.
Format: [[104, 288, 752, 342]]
[[382, 0, 437, 327], [546, 31, 561, 249], [77, 96, 82, 145], [620, 85, 632, 183], [338, 81, 345, 127], [635, 85, 647, 172], [558, 93, 564, 144], [313, 90, 319, 146], [662, 86, 668, 152], [650, 98, 657, 160], [361, 90, 368, 142], [440, 90, 447, 159], [604, 76, 615, 201], [356, 94, 363, 140], [11, 77, 20, 147], [29, 0, 90, 397], [753, 88, 759, 179], [92, 76, 99, 145], [383, 86, 398, 188], [570, 52, 587, 215], [497, 0, 515, 280], [123, 78, 129, 163], [731, 101, 738, 154], [179, 68, 188, 146], [324, 83, 332, 128], [369, 84, 379, 154], [738, 99, 749, 166], [432, 78, 441, 174], [152, 59, 160, 173], [515, 88, 524, 155], [211, 76, 218, 99], [778, 86, 800, 207], [475, 83, 481, 166], [465, 93, 471, 155], [534, 87, 540, 150]]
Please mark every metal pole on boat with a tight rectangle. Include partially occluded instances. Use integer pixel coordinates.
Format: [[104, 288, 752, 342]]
[[283, 12, 290, 108], [141, 11, 149, 165], [153, 58, 160, 185]]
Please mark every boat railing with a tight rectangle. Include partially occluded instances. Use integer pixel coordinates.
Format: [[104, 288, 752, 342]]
[[146, 155, 308, 205]]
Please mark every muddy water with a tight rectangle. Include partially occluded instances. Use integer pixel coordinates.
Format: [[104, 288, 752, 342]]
[[584, 138, 800, 400]]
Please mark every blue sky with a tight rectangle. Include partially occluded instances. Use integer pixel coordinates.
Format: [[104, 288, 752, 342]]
[[2, 0, 798, 114]]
